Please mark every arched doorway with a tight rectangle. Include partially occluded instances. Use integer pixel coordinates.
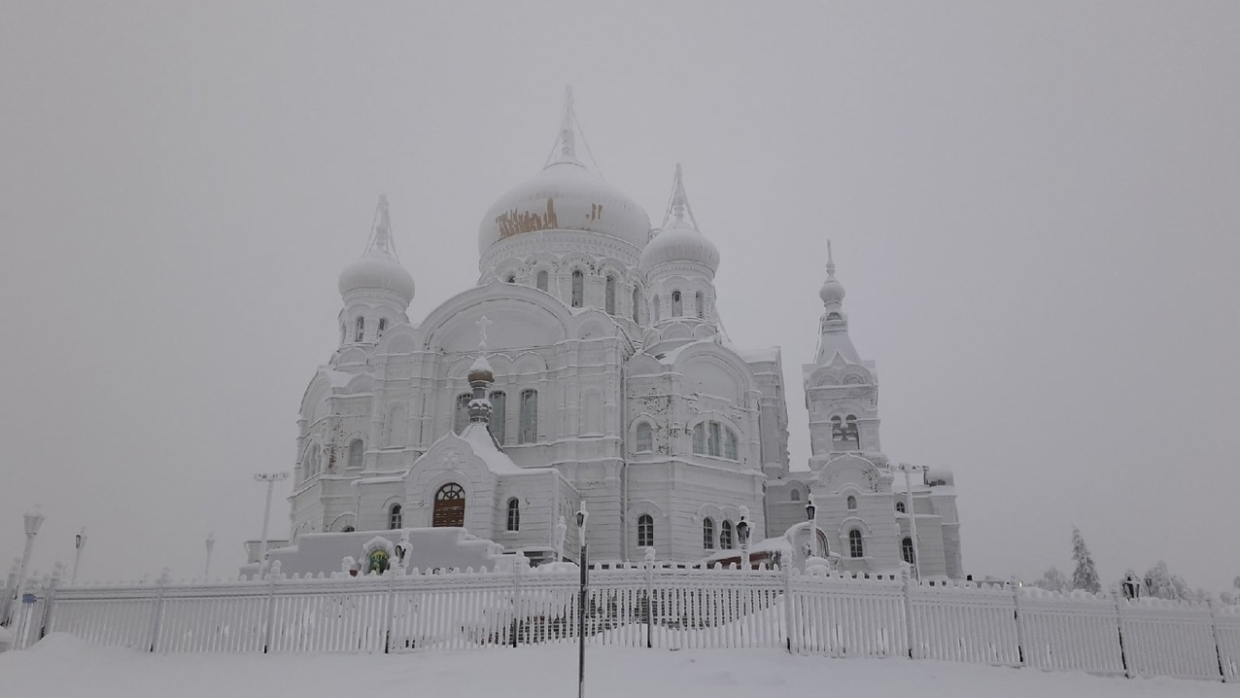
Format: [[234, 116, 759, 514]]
[[433, 483, 466, 527]]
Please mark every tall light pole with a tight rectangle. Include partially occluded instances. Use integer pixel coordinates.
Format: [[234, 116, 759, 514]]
[[71, 527, 87, 585], [8, 508, 45, 625], [737, 506, 751, 570], [204, 532, 216, 580], [576, 502, 589, 698], [254, 473, 289, 574], [897, 463, 924, 581], [805, 494, 818, 560]]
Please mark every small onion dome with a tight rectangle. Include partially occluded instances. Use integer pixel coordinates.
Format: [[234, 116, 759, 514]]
[[639, 217, 720, 274], [338, 253, 416, 306], [819, 275, 846, 306], [467, 354, 495, 384], [478, 162, 652, 254]]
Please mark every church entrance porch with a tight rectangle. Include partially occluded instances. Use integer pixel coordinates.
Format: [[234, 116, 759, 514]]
[[433, 483, 465, 527]]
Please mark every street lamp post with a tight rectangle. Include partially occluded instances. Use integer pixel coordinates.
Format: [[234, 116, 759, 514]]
[[805, 494, 818, 560], [737, 506, 751, 570], [71, 527, 87, 586], [8, 508, 45, 625], [204, 532, 216, 580], [897, 463, 923, 581], [254, 473, 289, 575], [576, 503, 589, 698]]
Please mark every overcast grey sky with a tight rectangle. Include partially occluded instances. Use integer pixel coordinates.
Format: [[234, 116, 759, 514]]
[[2, 2, 1237, 591]]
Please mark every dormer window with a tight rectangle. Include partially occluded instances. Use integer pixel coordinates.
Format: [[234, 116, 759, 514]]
[[355, 317, 365, 342], [605, 276, 616, 315], [671, 290, 682, 317]]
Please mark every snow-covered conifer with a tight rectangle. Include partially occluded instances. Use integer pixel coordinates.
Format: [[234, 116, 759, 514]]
[[1070, 527, 1101, 593]]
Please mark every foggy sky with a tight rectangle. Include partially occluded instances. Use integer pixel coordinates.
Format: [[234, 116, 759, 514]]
[[2, 2, 1237, 592]]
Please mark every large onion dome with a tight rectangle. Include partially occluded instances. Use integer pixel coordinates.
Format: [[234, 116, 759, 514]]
[[639, 164, 719, 274], [338, 195, 415, 306]]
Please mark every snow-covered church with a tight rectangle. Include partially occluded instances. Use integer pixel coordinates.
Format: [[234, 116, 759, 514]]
[[282, 93, 964, 579]]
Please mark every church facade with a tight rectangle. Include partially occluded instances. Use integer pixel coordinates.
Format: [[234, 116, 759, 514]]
[[286, 95, 964, 578]]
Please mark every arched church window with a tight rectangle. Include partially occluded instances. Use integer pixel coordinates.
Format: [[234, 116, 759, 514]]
[[902, 537, 915, 565], [605, 276, 616, 315], [723, 428, 738, 460], [847, 495, 857, 511], [895, 501, 905, 514], [348, 439, 364, 470], [695, 291, 704, 319], [832, 415, 859, 450], [638, 514, 654, 548], [671, 290, 682, 317], [536, 270, 548, 291], [632, 287, 640, 322], [708, 422, 722, 457], [849, 529, 864, 558], [790, 489, 801, 502], [519, 389, 538, 444], [355, 317, 365, 342], [635, 422, 653, 453], [388, 503, 403, 530], [490, 391, 506, 444], [692, 423, 706, 455], [702, 518, 715, 550], [506, 498, 520, 532], [720, 520, 733, 550], [571, 270, 584, 308], [454, 393, 471, 434], [377, 318, 387, 339]]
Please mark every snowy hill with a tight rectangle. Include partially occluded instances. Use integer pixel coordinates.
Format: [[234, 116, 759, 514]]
[[2, 633, 1233, 698]]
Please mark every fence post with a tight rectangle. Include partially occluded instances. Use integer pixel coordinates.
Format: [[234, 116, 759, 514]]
[[902, 564, 918, 660], [261, 568, 279, 654], [1208, 598, 1229, 683], [511, 559, 522, 648], [37, 562, 64, 644], [1113, 590, 1132, 678], [645, 560, 654, 649], [383, 566, 399, 653], [1011, 578, 1026, 667], [783, 561, 794, 654], [147, 568, 171, 653]]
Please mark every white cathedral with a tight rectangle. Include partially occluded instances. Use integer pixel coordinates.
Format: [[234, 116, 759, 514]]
[[284, 94, 964, 579]]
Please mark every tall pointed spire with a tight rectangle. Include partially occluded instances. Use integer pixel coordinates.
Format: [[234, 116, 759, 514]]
[[661, 162, 700, 230], [366, 194, 399, 260], [551, 86, 579, 165], [826, 239, 836, 279], [819, 240, 846, 308]]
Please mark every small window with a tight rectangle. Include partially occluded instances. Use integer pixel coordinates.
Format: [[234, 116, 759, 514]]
[[490, 391, 506, 444], [454, 393, 471, 434], [902, 537, 915, 565], [790, 489, 801, 502], [519, 389, 538, 444], [347, 439, 364, 469], [341, 526, 355, 533], [389, 503, 403, 530], [506, 274, 516, 283], [635, 422, 653, 453], [720, 520, 733, 550], [355, 317, 365, 342], [695, 291, 704, 319], [723, 428, 738, 460], [506, 498, 520, 531], [849, 529, 864, 558], [692, 423, 706, 454], [632, 287, 640, 322], [638, 514, 654, 548], [571, 270, 584, 308], [702, 518, 715, 550], [605, 276, 616, 315], [671, 290, 682, 317], [847, 495, 857, 511], [377, 318, 387, 339], [536, 270, 548, 291], [895, 501, 906, 514]]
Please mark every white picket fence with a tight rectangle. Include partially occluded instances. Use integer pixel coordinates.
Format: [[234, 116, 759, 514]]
[[6, 564, 1239, 683]]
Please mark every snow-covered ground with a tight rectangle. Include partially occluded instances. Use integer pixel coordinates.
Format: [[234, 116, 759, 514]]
[[2, 633, 1233, 698]]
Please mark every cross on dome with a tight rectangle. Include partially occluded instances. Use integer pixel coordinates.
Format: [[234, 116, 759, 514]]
[[475, 315, 492, 351]]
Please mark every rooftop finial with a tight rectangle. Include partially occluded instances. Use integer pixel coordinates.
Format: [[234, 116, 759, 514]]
[[826, 239, 835, 279], [554, 85, 578, 164]]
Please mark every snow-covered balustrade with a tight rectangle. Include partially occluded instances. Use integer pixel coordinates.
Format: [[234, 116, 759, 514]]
[[1017, 587, 1124, 675], [909, 580, 1020, 665], [14, 566, 1240, 684], [788, 569, 905, 657]]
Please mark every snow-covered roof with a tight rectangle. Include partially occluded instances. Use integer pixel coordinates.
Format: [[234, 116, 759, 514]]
[[737, 347, 780, 364], [459, 423, 539, 476]]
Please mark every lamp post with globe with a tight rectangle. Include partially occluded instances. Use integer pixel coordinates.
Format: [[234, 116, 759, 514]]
[[737, 507, 751, 570], [805, 494, 818, 560], [7, 508, 45, 626], [576, 503, 589, 698]]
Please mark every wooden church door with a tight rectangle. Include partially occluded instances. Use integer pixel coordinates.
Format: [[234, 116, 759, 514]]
[[433, 483, 466, 527]]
